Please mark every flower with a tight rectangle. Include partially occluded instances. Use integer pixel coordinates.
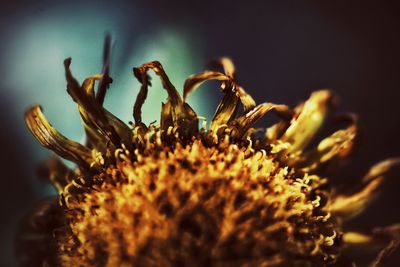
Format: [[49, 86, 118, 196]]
[[19, 39, 399, 267]]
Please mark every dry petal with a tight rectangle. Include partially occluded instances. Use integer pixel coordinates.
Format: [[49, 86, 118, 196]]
[[330, 158, 400, 220], [25, 105, 92, 169], [280, 90, 332, 154]]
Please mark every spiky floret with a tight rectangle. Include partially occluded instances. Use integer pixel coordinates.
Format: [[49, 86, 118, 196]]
[[19, 39, 399, 267]]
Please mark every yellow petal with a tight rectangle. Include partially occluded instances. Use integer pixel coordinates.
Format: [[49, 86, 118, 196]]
[[343, 231, 373, 244], [280, 90, 332, 154], [229, 103, 292, 139], [211, 57, 236, 78], [234, 85, 256, 112], [209, 89, 239, 133], [299, 116, 357, 173], [212, 57, 256, 111], [330, 158, 400, 220]]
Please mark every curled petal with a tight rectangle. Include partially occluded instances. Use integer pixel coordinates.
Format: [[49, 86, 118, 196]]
[[82, 74, 103, 97], [280, 90, 333, 154], [363, 158, 400, 183], [132, 66, 150, 126], [330, 158, 400, 220], [134, 61, 183, 109], [133, 61, 198, 134], [209, 57, 236, 79], [25, 106, 92, 169], [205, 58, 257, 110], [183, 70, 255, 114], [65, 59, 132, 149], [80, 75, 110, 149], [315, 118, 356, 162], [229, 103, 292, 139], [209, 89, 239, 133], [183, 71, 230, 102], [299, 115, 357, 172], [234, 85, 256, 112]]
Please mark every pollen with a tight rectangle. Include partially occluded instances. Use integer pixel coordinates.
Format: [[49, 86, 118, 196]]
[[18, 37, 399, 267]]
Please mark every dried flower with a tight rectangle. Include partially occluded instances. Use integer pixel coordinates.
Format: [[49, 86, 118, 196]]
[[19, 38, 399, 267]]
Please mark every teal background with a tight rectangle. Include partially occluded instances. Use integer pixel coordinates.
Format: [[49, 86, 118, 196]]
[[1, 1, 400, 266]]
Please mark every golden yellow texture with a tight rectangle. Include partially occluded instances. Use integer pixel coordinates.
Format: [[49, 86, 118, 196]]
[[19, 38, 399, 267], [58, 139, 337, 266]]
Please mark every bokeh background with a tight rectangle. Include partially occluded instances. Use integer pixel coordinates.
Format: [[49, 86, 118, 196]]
[[1, 0, 400, 266]]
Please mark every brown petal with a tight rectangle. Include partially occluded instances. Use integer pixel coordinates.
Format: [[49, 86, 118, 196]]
[[209, 58, 256, 111], [183, 71, 230, 102], [25, 105, 92, 169], [298, 115, 357, 173], [280, 90, 333, 154], [234, 85, 256, 112], [132, 61, 198, 134], [330, 158, 400, 220], [160, 101, 173, 131], [209, 57, 236, 79], [132, 66, 150, 126], [209, 89, 239, 133], [80, 75, 111, 149], [81, 74, 102, 97], [65, 58, 131, 149], [96, 33, 112, 105], [229, 103, 292, 139]]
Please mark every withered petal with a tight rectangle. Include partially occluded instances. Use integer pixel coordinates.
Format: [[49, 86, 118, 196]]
[[234, 85, 256, 112], [133, 61, 198, 134], [299, 115, 357, 173], [209, 89, 239, 133], [209, 58, 255, 111], [160, 101, 173, 131], [132, 66, 150, 125], [209, 57, 236, 79], [330, 158, 400, 220], [229, 103, 292, 139], [80, 74, 110, 149], [183, 71, 230, 102], [96, 33, 112, 105], [65, 58, 131, 148], [25, 105, 92, 169], [81, 74, 102, 97], [280, 90, 333, 154]]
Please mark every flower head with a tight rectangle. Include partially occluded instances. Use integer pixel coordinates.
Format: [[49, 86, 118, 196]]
[[19, 38, 399, 266]]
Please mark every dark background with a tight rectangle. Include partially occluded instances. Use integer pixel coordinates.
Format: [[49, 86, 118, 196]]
[[1, 0, 399, 266]]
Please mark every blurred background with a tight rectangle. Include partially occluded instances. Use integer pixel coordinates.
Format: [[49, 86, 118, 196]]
[[0, 0, 399, 266]]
